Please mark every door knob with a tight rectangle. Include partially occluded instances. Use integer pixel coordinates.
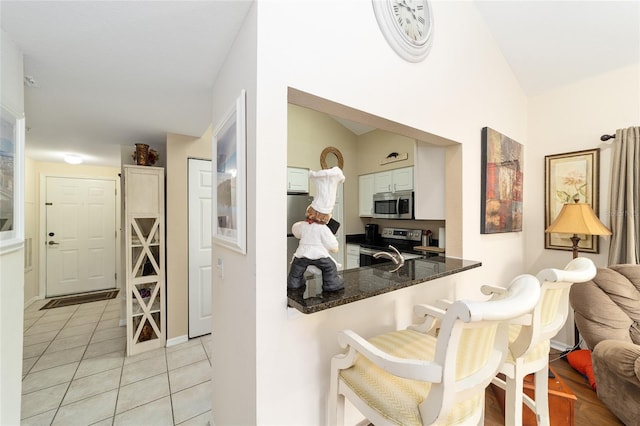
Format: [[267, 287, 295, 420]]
[[48, 241, 60, 245]]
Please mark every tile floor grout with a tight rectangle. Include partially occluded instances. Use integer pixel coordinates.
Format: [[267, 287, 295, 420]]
[[21, 297, 212, 425]]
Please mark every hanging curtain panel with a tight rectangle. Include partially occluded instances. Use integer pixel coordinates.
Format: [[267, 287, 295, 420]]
[[608, 126, 640, 265]]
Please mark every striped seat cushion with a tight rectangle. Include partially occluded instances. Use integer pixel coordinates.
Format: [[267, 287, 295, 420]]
[[339, 329, 485, 426], [507, 325, 551, 364], [504, 287, 565, 364]]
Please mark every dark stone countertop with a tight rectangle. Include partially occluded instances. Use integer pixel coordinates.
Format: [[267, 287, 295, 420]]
[[287, 256, 482, 314]]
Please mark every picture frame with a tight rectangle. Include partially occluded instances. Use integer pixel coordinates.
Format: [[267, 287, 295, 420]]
[[545, 148, 600, 253], [212, 90, 247, 254], [0, 105, 25, 254], [480, 127, 524, 234]]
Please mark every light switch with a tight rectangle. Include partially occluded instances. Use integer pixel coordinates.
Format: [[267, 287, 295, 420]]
[[217, 258, 224, 280]]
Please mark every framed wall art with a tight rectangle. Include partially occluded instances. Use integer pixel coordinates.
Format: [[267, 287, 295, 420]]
[[545, 148, 600, 253], [481, 127, 523, 234], [212, 90, 247, 254], [0, 105, 25, 254]]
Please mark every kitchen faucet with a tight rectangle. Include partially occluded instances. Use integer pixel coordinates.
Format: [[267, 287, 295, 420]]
[[373, 245, 405, 268]]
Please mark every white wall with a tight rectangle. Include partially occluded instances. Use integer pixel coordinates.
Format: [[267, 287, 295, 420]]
[[526, 63, 640, 346], [210, 3, 258, 425], [211, 1, 529, 424], [0, 29, 25, 425]]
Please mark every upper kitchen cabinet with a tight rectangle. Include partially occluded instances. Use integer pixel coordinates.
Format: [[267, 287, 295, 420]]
[[360, 167, 413, 217], [390, 166, 413, 192], [287, 167, 309, 193], [414, 143, 445, 220], [373, 166, 414, 193]]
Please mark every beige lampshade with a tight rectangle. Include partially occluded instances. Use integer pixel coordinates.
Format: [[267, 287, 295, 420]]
[[545, 203, 612, 236]]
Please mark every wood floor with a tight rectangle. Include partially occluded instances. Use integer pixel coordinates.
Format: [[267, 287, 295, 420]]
[[484, 350, 624, 425]]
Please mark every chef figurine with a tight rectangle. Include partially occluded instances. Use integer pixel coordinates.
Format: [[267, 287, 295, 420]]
[[287, 166, 345, 292]]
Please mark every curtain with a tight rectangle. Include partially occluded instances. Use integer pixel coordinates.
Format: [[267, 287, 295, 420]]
[[608, 126, 640, 265]]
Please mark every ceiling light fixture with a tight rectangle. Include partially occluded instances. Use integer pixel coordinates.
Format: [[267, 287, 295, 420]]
[[64, 154, 83, 165]]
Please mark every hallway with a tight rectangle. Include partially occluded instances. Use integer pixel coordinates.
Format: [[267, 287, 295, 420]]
[[21, 297, 212, 425]]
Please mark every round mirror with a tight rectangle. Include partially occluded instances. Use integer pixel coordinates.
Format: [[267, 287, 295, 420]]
[[320, 146, 344, 170]]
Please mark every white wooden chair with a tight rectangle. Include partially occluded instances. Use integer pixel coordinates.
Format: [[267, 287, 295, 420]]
[[487, 257, 596, 426], [327, 274, 541, 426]]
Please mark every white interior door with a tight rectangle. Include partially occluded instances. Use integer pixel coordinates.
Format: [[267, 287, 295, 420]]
[[188, 159, 213, 337], [46, 176, 117, 297]]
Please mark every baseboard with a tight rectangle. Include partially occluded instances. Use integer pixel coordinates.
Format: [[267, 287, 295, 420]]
[[550, 339, 573, 352], [24, 295, 43, 309], [166, 335, 188, 347]]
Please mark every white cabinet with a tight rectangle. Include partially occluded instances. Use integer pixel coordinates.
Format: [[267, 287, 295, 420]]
[[373, 167, 414, 193], [414, 143, 445, 220], [391, 167, 414, 192], [346, 244, 360, 269], [287, 167, 309, 193], [359, 167, 413, 217], [122, 165, 165, 356], [374, 171, 392, 193], [358, 174, 375, 217]]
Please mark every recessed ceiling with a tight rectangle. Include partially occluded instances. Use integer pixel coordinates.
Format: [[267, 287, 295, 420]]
[[1, 1, 638, 167], [330, 116, 376, 136]]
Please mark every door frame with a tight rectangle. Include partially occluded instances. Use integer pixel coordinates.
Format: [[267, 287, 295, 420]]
[[38, 173, 121, 298]]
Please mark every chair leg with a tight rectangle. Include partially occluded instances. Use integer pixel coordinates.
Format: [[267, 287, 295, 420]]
[[533, 366, 550, 426], [328, 363, 344, 426], [504, 372, 525, 426]]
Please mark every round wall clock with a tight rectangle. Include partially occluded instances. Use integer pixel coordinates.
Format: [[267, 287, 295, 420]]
[[372, 0, 434, 62]]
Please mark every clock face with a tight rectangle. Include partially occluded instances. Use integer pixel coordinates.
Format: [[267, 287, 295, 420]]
[[372, 0, 434, 62], [390, 0, 428, 45]]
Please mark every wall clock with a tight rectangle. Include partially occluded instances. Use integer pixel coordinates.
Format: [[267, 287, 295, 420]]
[[372, 0, 434, 62]]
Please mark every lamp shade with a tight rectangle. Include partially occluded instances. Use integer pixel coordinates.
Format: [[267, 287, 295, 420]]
[[545, 203, 612, 236]]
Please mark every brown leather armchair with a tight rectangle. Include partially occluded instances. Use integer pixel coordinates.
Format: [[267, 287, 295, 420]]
[[569, 264, 640, 426]]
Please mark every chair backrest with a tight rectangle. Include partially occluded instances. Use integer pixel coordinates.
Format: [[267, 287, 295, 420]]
[[510, 257, 596, 357], [419, 274, 540, 425], [571, 264, 640, 349]]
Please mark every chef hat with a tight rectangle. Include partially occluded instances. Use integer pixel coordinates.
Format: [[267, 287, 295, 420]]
[[310, 166, 345, 214]]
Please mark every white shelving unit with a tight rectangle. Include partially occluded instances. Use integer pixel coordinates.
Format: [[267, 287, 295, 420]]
[[122, 165, 165, 356]]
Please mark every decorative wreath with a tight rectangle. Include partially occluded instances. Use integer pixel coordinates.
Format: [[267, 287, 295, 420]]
[[320, 146, 344, 170]]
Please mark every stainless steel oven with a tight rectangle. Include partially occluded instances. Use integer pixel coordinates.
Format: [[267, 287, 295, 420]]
[[359, 227, 425, 267], [372, 190, 414, 219]]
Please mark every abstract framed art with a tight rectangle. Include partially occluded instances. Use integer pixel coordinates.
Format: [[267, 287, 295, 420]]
[[212, 90, 247, 254], [0, 105, 25, 254], [481, 127, 523, 234], [545, 148, 600, 253]]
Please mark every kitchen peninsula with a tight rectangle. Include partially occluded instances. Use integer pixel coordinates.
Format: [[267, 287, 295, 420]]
[[287, 256, 481, 314]]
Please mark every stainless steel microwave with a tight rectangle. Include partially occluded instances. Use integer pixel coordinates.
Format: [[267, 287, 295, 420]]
[[372, 191, 414, 219]]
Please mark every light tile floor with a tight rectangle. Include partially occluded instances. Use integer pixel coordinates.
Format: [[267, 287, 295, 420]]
[[22, 297, 212, 425]]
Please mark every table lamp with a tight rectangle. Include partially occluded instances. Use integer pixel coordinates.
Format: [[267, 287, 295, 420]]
[[545, 198, 612, 258], [545, 198, 611, 350]]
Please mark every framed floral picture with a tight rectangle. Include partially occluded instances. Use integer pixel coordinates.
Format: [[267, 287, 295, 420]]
[[545, 148, 600, 253], [212, 90, 247, 254]]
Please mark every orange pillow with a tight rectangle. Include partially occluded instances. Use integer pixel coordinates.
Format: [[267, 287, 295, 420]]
[[566, 349, 596, 390]]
